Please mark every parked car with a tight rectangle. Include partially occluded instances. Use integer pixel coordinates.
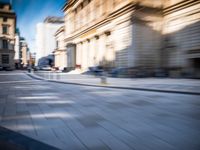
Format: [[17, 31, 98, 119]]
[[109, 67, 130, 78], [33, 66, 40, 71], [88, 66, 104, 76], [109, 67, 147, 78], [40, 66, 51, 71], [5, 67, 13, 71]]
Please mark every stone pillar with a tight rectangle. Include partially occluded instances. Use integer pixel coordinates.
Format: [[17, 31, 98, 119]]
[[98, 34, 106, 65], [89, 38, 95, 67], [94, 35, 99, 65], [81, 41, 87, 70], [105, 31, 115, 68], [76, 43, 80, 66]]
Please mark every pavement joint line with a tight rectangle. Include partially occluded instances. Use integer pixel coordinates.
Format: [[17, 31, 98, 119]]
[[0, 73, 25, 75], [0, 80, 41, 84], [26, 73, 200, 95]]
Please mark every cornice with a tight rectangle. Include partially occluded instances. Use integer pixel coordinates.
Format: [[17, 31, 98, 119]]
[[62, 0, 78, 12], [0, 11, 16, 18], [164, 0, 199, 15]]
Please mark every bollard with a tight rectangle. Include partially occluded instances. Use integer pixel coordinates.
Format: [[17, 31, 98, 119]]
[[100, 72, 107, 84], [101, 76, 107, 84]]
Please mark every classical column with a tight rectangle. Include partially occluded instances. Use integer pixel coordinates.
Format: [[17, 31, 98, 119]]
[[86, 39, 91, 67], [98, 34, 106, 65], [81, 41, 86, 70], [76, 43, 82, 67], [105, 31, 115, 67], [94, 35, 99, 65], [89, 38, 95, 67]]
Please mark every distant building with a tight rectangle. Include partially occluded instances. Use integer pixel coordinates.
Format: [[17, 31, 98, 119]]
[[35, 16, 64, 66], [0, 2, 16, 70], [14, 29, 20, 68], [54, 26, 67, 70], [29, 52, 36, 66], [20, 38, 29, 68]]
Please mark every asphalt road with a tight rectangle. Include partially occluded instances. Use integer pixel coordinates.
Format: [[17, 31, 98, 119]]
[[0, 71, 200, 150]]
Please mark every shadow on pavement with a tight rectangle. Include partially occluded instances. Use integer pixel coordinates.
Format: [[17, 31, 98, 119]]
[[0, 126, 60, 150]]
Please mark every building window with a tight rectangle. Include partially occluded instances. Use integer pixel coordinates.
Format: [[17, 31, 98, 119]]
[[3, 17, 7, 22], [2, 39, 8, 49], [2, 25, 8, 34], [2, 54, 9, 64]]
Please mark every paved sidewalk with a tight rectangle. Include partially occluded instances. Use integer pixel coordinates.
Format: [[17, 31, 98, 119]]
[[28, 71, 200, 95], [1, 71, 200, 150]]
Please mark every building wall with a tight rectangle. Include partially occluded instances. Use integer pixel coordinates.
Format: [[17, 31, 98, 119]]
[[163, 0, 200, 77], [63, 0, 132, 71], [36, 21, 63, 66], [14, 34, 20, 60], [55, 51, 67, 69], [63, 0, 200, 77], [54, 27, 67, 70], [63, 0, 164, 71], [0, 3, 16, 69], [21, 43, 28, 67]]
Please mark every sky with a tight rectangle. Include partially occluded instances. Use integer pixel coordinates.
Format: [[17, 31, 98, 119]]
[[1, 0, 66, 52]]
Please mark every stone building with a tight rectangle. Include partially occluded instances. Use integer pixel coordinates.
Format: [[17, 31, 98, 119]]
[[14, 29, 20, 69], [29, 52, 36, 67], [54, 26, 67, 70], [0, 2, 16, 70], [62, 0, 164, 72], [62, 0, 200, 77], [163, 0, 200, 77], [20, 38, 29, 68]]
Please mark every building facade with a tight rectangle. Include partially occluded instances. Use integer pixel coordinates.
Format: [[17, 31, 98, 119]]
[[20, 38, 29, 68], [0, 2, 16, 70], [35, 16, 64, 66], [63, 0, 164, 72], [29, 52, 36, 67], [163, 0, 200, 77], [63, 0, 200, 77], [14, 29, 20, 68], [54, 26, 67, 70]]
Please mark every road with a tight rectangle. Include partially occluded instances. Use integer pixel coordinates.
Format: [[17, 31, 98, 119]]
[[0, 71, 200, 150]]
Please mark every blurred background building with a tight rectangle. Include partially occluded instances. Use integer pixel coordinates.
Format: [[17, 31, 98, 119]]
[[61, 0, 200, 78], [54, 26, 67, 70], [20, 37, 29, 68], [14, 28, 20, 69], [0, 2, 16, 70], [35, 16, 64, 67], [29, 52, 36, 67], [14, 33, 31, 69]]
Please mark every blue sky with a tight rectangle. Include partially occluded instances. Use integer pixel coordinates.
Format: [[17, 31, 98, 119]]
[[1, 0, 66, 52]]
